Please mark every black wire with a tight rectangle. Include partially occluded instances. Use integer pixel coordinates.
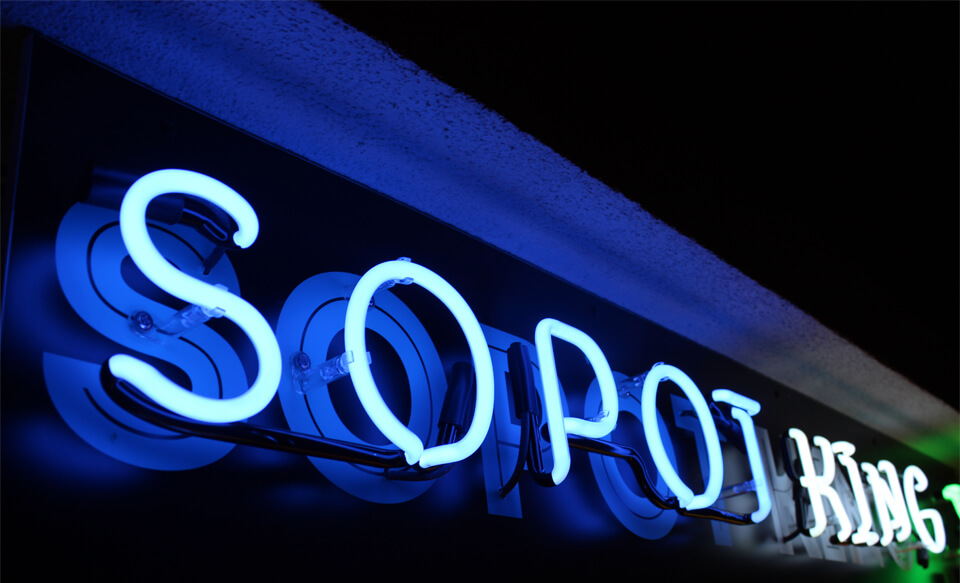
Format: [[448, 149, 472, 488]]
[[382, 423, 462, 481], [100, 361, 410, 468], [498, 410, 533, 497], [780, 432, 812, 537], [567, 434, 755, 525], [383, 462, 456, 481]]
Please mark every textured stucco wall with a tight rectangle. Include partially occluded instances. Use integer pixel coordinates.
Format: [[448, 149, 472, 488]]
[[3, 1, 955, 465]]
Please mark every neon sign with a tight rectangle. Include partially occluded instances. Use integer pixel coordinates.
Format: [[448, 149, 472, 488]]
[[109, 169, 282, 424], [42, 169, 951, 561], [343, 258, 494, 468], [784, 429, 947, 553]]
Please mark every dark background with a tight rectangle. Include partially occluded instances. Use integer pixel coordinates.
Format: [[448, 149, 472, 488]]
[[320, 2, 959, 411]]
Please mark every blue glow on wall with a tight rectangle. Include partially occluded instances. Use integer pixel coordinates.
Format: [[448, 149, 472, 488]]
[[276, 271, 445, 503], [47, 202, 242, 469]]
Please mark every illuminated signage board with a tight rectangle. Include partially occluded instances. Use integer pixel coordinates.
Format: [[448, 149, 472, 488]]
[[3, 35, 956, 581], [49, 167, 951, 548]]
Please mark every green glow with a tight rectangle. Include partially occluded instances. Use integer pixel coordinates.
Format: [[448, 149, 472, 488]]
[[851, 549, 959, 583], [905, 424, 959, 467], [943, 483, 960, 519]]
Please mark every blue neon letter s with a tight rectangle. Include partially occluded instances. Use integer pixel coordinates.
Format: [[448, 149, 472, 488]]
[[107, 169, 282, 423]]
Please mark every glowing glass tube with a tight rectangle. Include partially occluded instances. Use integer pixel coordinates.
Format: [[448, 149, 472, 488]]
[[861, 460, 912, 546], [535, 318, 619, 485], [787, 429, 851, 540], [711, 389, 771, 523], [831, 441, 879, 545], [943, 484, 960, 519], [344, 259, 494, 468], [903, 465, 946, 553], [108, 169, 282, 423], [642, 364, 722, 510]]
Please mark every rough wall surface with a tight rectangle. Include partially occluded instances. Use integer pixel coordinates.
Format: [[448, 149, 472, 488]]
[[3, 1, 955, 463]]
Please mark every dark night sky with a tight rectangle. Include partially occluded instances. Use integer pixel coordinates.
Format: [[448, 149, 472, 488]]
[[321, 2, 959, 411]]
